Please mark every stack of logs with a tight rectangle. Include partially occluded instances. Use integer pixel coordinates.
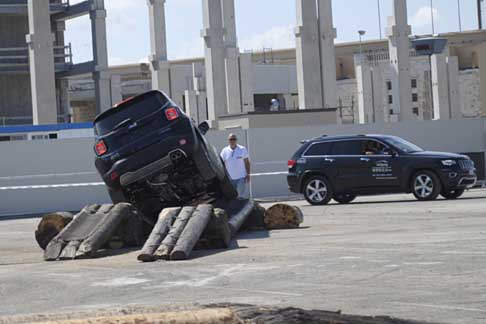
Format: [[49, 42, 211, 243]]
[[35, 200, 304, 262]]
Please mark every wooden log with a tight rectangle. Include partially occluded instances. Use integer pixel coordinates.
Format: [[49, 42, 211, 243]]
[[112, 208, 146, 248], [171, 204, 213, 261], [227, 199, 255, 236], [35, 212, 74, 250], [76, 203, 133, 258], [154, 207, 194, 260], [59, 240, 81, 260], [264, 204, 303, 230], [241, 202, 266, 232], [196, 208, 231, 250], [44, 205, 101, 261], [137, 208, 180, 262]]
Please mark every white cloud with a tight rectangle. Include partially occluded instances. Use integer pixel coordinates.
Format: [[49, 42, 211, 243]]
[[410, 6, 440, 28], [169, 38, 204, 60], [239, 25, 294, 52]]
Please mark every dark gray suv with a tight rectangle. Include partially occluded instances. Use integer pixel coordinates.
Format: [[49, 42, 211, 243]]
[[287, 135, 477, 205]]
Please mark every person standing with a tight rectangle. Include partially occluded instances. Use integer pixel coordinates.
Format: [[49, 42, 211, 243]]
[[220, 133, 251, 198]]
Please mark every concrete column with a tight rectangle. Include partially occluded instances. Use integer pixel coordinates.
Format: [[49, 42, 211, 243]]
[[239, 52, 255, 112], [355, 57, 373, 124], [196, 91, 208, 122], [190, 62, 209, 123], [317, 0, 338, 109], [447, 56, 461, 119], [202, 0, 228, 121], [282, 93, 294, 110], [431, 53, 450, 120], [90, 0, 111, 113], [147, 0, 171, 95], [110, 74, 123, 106], [59, 78, 70, 123], [371, 64, 385, 124], [192, 62, 206, 92], [477, 43, 486, 117], [386, 0, 413, 121], [221, 0, 242, 115], [225, 48, 242, 114], [295, 0, 323, 109], [26, 0, 58, 125], [184, 89, 199, 122]]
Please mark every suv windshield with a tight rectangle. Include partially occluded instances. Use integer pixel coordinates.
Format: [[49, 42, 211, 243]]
[[383, 136, 424, 153], [94, 92, 169, 136]]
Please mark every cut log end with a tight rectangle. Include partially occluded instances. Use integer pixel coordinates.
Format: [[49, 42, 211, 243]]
[[35, 212, 74, 250], [264, 204, 303, 230]]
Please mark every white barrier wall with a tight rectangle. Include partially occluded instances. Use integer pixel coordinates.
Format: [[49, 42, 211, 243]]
[[0, 118, 485, 216]]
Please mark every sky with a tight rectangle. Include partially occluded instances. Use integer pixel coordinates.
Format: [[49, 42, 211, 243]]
[[65, 0, 482, 65]]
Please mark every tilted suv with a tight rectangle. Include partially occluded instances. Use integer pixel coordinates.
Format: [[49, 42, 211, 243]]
[[287, 135, 477, 205], [93, 90, 236, 219]]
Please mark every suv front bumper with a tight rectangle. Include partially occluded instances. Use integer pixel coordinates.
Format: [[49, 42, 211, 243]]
[[441, 169, 477, 190]]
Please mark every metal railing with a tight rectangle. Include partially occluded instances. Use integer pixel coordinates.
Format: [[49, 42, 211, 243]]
[[0, 43, 73, 70], [0, 115, 68, 126], [355, 49, 419, 66]]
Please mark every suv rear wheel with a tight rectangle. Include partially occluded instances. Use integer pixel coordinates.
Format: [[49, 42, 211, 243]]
[[441, 189, 465, 200], [411, 171, 441, 201], [303, 176, 333, 205], [334, 194, 356, 204]]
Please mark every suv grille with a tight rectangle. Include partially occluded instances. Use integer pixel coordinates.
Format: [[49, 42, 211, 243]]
[[459, 160, 474, 170]]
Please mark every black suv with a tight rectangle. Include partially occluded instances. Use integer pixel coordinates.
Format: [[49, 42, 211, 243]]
[[93, 90, 236, 219], [287, 135, 477, 205]]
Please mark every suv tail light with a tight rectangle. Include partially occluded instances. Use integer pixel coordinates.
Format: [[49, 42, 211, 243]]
[[288, 159, 297, 169], [165, 107, 179, 121], [95, 140, 107, 156]]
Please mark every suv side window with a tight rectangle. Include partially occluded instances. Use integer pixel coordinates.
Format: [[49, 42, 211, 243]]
[[331, 140, 363, 155], [304, 142, 332, 156], [362, 140, 390, 156]]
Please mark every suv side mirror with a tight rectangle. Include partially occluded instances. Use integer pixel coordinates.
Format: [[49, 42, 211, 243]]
[[198, 121, 210, 135]]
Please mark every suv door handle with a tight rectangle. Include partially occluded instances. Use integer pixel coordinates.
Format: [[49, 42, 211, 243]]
[[360, 157, 370, 162], [324, 158, 334, 163]]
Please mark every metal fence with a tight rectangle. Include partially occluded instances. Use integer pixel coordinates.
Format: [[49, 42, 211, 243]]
[[0, 44, 73, 72]]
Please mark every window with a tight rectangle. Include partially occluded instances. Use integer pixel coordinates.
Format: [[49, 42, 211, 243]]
[[413, 107, 419, 115], [386, 81, 392, 91], [382, 136, 424, 153], [304, 142, 332, 156], [388, 95, 393, 104], [362, 140, 390, 155], [411, 79, 417, 88], [389, 109, 394, 115], [331, 141, 362, 156], [412, 93, 418, 102]]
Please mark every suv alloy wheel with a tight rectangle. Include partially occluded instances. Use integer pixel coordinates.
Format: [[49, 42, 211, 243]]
[[411, 171, 441, 201], [303, 176, 333, 205]]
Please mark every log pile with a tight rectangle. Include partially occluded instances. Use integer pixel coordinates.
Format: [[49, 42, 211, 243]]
[[43, 204, 138, 261], [36, 198, 306, 262], [264, 204, 304, 230]]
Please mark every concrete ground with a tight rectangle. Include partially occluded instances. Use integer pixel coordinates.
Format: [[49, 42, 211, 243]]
[[1, 190, 485, 324]]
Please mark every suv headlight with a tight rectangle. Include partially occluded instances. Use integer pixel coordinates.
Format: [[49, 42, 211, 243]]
[[441, 160, 457, 166]]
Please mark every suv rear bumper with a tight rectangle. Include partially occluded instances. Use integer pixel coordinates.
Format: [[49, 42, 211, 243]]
[[120, 149, 186, 187], [98, 132, 200, 189], [287, 173, 300, 193]]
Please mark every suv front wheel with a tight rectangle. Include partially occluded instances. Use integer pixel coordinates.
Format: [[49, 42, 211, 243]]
[[303, 176, 333, 205], [411, 171, 441, 201]]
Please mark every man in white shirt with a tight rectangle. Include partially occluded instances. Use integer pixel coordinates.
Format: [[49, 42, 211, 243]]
[[220, 133, 251, 198]]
